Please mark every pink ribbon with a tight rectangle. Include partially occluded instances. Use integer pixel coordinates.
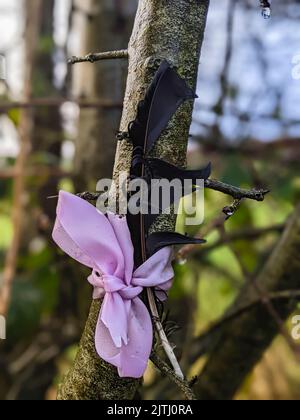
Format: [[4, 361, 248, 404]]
[[52, 191, 174, 378]]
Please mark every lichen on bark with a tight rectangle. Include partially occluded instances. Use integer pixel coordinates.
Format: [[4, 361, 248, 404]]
[[57, 0, 210, 400]]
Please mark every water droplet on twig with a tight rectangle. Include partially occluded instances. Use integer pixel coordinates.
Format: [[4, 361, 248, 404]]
[[261, 7, 271, 19], [178, 258, 187, 266]]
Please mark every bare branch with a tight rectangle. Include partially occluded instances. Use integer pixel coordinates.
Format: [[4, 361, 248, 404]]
[[225, 227, 299, 355], [194, 205, 300, 400], [147, 289, 184, 380], [68, 49, 129, 65], [205, 179, 270, 202], [76, 192, 100, 201], [177, 198, 243, 263], [0, 98, 122, 111], [199, 224, 285, 255], [150, 353, 196, 401], [0, 0, 42, 316], [77, 179, 270, 205], [191, 290, 300, 361]]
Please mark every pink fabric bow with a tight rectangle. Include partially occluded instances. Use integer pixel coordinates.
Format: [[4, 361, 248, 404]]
[[52, 191, 174, 378]]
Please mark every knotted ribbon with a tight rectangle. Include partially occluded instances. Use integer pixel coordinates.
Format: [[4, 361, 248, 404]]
[[52, 191, 174, 378]]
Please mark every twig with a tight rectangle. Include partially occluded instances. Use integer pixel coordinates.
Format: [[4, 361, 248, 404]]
[[68, 49, 129, 65], [77, 184, 270, 264], [0, 98, 122, 111], [76, 191, 100, 201], [215, 0, 236, 115], [251, 276, 299, 355], [0, 166, 69, 180], [177, 181, 270, 262], [192, 224, 285, 258], [225, 225, 300, 356], [177, 198, 242, 262], [150, 352, 196, 400], [219, 215, 299, 356], [0, 0, 42, 316], [77, 179, 270, 204], [260, 1, 271, 10], [147, 289, 185, 381], [193, 290, 300, 359], [205, 179, 270, 201]]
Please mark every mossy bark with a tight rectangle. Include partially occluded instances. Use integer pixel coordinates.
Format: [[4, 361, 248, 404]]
[[194, 204, 300, 400], [57, 0, 210, 400]]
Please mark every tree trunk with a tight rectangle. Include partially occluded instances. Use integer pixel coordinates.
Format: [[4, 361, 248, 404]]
[[32, 0, 64, 224], [57, 0, 210, 400], [0, 0, 42, 316], [22, 0, 63, 239], [194, 204, 300, 400], [73, 0, 137, 189], [0, 0, 68, 400]]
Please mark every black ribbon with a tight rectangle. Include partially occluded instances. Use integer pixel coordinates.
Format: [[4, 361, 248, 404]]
[[125, 61, 212, 264]]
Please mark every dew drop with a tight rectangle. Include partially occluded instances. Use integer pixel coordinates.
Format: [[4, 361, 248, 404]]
[[261, 7, 271, 19], [178, 258, 187, 266]]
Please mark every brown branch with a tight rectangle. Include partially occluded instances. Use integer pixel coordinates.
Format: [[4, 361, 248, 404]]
[[177, 198, 242, 262], [147, 290, 184, 380], [196, 212, 299, 363], [68, 49, 129, 65], [195, 224, 285, 256], [194, 204, 300, 400], [0, 0, 42, 316], [0, 98, 122, 111], [251, 275, 299, 354], [177, 181, 270, 262], [199, 137, 300, 161], [79, 183, 271, 273], [205, 179, 270, 201], [191, 290, 300, 360], [76, 192, 100, 201], [150, 353, 196, 401], [77, 179, 270, 205], [0, 166, 69, 180], [225, 229, 299, 356], [215, 0, 236, 116], [179, 222, 282, 274]]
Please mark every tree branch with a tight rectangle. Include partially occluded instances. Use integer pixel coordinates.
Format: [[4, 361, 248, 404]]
[[0, 98, 123, 111], [205, 179, 270, 201], [147, 290, 184, 380], [68, 49, 129, 65], [176, 180, 270, 262], [190, 289, 300, 361], [194, 204, 300, 400], [197, 224, 285, 256], [150, 353, 196, 401], [0, 0, 42, 316], [78, 179, 270, 209]]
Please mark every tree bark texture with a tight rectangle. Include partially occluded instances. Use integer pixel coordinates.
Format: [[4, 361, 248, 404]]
[[57, 0, 210, 400]]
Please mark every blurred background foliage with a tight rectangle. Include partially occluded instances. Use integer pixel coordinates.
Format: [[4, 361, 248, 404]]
[[0, 0, 299, 400]]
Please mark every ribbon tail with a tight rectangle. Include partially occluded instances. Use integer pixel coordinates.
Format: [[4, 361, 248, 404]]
[[95, 297, 153, 378], [100, 293, 129, 348], [118, 298, 153, 378], [95, 314, 121, 372]]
